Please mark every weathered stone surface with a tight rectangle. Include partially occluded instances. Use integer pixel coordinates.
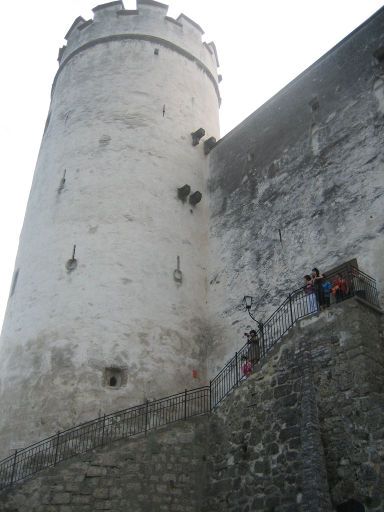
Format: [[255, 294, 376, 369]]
[[3, 301, 373, 512], [207, 7, 384, 372], [0, 417, 209, 512], [203, 299, 383, 512], [203, 326, 305, 511], [0, 0, 220, 457]]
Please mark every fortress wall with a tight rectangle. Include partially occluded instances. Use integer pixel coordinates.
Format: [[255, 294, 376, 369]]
[[307, 301, 384, 508], [0, 416, 209, 512], [204, 299, 384, 512], [0, 2, 220, 458], [2, 299, 382, 511], [207, 7, 384, 369]]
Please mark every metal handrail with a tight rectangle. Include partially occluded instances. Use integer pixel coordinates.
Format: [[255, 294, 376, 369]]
[[210, 265, 380, 406], [0, 387, 211, 489], [0, 265, 379, 490]]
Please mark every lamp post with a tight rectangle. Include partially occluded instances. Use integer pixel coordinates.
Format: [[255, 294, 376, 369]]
[[243, 295, 265, 357]]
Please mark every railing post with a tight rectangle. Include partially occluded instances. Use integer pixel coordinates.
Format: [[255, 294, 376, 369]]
[[144, 400, 149, 435], [10, 450, 17, 486], [184, 389, 188, 420], [347, 265, 355, 298], [260, 322, 265, 357], [209, 380, 212, 411], [345, 265, 351, 296], [288, 293, 294, 327], [235, 352, 239, 385], [101, 414, 106, 445], [53, 431, 60, 466]]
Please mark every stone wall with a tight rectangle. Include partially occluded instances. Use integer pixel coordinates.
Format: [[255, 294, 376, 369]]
[[0, 417, 209, 512], [204, 299, 384, 512], [207, 7, 384, 369], [204, 343, 307, 512], [307, 301, 384, 508], [1, 299, 383, 511]]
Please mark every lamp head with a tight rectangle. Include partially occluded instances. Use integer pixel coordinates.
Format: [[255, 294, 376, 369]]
[[243, 295, 253, 310]]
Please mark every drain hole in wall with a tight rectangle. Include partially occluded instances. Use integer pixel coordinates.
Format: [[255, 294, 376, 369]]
[[104, 368, 127, 389]]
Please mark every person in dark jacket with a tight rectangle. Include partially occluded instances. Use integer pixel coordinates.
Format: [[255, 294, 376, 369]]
[[312, 267, 325, 309]]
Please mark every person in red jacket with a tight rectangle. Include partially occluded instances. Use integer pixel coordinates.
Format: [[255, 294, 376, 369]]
[[332, 273, 349, 302]]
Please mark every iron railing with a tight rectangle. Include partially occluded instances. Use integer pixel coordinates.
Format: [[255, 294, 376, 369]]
[[209, 265, 380, 406], [0, 387, 211, 490], [0, 265, 379, 490]]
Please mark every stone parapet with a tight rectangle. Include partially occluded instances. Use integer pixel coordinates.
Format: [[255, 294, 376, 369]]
[[58, 0, 219, 86]]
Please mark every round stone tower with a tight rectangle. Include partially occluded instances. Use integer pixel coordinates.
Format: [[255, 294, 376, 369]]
[[0, 0, 220, 456]]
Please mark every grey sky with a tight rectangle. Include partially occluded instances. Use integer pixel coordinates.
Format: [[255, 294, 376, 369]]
[[0, 0, 383, 324]]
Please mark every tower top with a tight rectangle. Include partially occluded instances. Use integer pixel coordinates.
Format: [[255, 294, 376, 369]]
[[57, 0, 220, 97]]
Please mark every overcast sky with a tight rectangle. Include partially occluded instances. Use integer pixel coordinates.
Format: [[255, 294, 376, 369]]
[[0, 0, 383, 325]]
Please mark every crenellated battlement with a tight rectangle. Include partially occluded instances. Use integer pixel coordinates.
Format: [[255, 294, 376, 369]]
[[137, 0, 169, 15], [93, 0, 125, 14], [58, 0, 220, 90], [64, 16, 86, 40], [176, 13, 204, 35]]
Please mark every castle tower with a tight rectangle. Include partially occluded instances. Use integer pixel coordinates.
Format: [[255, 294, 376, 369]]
[[0, 0, 220, 456]]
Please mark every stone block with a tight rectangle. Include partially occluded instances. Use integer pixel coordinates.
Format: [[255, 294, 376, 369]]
[[41, 494, 52, 505], [273, 384, 292, 398], [94, 501, 113, 510], [86, 466, 107, 477], [59, 507, 73, 512], [279, 427, 300, 442], [266, 443, 279, 455], [162, 473, 176, 481], [64, 481, 81, 492], [51, 493, 71, 505], [276, 393, 298, 407], [72, 494, 91, 504], [109, 487, 123, 499], [93, 487, 110, 499], [124, 482, 141, 492], [253, 460, 267, 474]]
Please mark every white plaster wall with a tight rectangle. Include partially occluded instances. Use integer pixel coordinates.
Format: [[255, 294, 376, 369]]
[[205, 15, 384, 377], [0, 9, 219, 457]]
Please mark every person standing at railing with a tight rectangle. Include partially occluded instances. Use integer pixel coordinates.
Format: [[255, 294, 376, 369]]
[[245, 330, 260, 367], [332, 273, 349, 302], [322, 275, 332, 307], [304, 275, 317, 313], [312, 267, 326, 310]]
